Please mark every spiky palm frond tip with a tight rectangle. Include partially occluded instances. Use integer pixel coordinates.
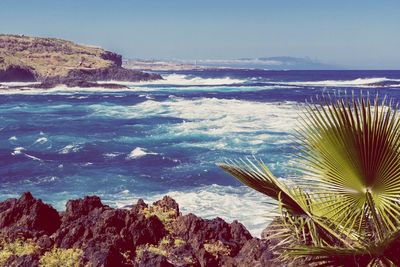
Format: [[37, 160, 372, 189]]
[[219, 94, 400, 266]]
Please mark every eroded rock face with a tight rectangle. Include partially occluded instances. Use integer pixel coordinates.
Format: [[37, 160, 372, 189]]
[[0, 34, 163, 86], [0, 192, 60, 239], [0, 65, 36, 82], [0, 193, 275, 266], [61, 67, 162, 82], [101, 51, 122, 67], [33, 67, 163, 89]]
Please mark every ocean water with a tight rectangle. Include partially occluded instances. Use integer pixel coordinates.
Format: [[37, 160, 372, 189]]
[[1, 69, 400, 236]]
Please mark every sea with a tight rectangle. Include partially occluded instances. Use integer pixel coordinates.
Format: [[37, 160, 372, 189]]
[[1, 69, 400, 236]]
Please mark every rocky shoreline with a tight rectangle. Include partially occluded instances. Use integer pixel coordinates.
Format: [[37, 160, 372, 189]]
[[0, 35, 163, 89], [0, 192, 275, 267]]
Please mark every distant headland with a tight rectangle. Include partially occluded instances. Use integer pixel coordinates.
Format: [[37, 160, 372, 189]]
[[0, 34, 162, 89]]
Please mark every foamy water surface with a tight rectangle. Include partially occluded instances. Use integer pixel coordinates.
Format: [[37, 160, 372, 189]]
[[1, 69, 400, 236]]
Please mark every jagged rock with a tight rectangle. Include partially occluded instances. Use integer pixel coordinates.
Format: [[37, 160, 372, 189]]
[[153, 196, 180, 215], [101, 51, 122, 67], [82, 245, 129, 267], [64, 195, 105, 221], [0, 192, 60, 239], [2, 254, 40, 267], [52, 195, 167, 266], [36, 235, 54, 251], [60, 67, 162, 82], [33, 67, 162, 89], [36, 79, 128, 89], [138, 251, 174, 267], [130, 199, 148, 213], [173, 214, 252, 253], [0, 192, 274, 266], [232, 238, 274, 267]]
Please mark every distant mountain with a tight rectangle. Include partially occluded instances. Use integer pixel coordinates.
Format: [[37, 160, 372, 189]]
[[196, 56, 342, 70], [124, 56, 342, 71]]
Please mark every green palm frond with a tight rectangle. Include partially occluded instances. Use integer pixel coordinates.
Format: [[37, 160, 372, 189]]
[[218, 159, 353, 247], [287, 228, 400, 267], [218, 94, 400, 266], [296, 95, 400, 237], [218, 158, 308, 215]]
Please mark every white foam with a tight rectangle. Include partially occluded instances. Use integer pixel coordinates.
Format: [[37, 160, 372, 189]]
[[98, 74, 246, 86], [90, 98, 300, 153], [283, 77, 400, 87], [9, 136, 17, 141], [111, 184, 275, 237], [59, 144, 82, 154], [103, 152, 124, 158], [12, 147, 25, 155], [34, 137, 48, 145], [0, 85, 134, 95], [0, 82, 40, 86], [24, 154, 43, 161], [11, 147, 42, 161], [126, 147, 158, 159]]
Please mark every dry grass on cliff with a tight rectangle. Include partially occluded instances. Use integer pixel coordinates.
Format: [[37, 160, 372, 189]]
[[0, 34, 112, 77]]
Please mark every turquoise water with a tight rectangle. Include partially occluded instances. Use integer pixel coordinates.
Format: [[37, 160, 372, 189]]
[[1, 70, 400, 236]]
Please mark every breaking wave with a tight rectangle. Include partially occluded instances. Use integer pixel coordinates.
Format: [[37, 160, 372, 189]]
[[111, 184, 275, 237], [99, 74, 247, 86], [283, 77, 400, 87]]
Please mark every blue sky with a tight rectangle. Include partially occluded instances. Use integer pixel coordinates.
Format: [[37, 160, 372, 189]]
[[0, 0, 399, 69]]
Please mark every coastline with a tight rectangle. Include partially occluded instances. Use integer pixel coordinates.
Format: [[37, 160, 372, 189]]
[[0, 192, 275, 266]]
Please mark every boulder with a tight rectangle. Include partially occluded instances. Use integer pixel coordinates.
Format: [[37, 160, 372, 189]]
[[0, 192, 60, 239], [138, 251, 174, 267], [0, 192, 275, 267]]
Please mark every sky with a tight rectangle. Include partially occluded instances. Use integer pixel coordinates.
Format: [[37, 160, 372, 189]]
[[0, 0, 399, 69]]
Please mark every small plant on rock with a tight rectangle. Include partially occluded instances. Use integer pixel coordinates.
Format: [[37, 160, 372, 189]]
[[0, 239, 37, 264], [39, 247, 82, 267]]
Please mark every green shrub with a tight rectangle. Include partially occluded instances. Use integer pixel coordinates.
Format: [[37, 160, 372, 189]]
[[204, 240, 230, 257], [141, 205, 177, 232], [0, 239, 37, 264], [39, 248, 82, 267]]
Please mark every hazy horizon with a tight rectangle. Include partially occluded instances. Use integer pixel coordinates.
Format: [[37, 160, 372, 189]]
[[1, 0, 399, 69]]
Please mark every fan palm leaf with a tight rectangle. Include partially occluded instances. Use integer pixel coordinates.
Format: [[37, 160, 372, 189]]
[[218, 94, 400, 266], [296, 95, 400, 238]]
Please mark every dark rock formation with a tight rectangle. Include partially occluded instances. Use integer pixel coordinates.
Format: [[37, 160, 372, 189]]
[[28, 67, 162, 89], [37, 67, 162, 87], [0, 192, 60, 240], [138, 251, 174, 267], [0, 65, 36, 82], [3, 254, 40, 267], [35, 79, 129, 89], [0, 193, 275, 266], [101, 51, 122, 67]]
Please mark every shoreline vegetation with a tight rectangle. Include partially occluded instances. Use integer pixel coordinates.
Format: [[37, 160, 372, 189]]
[[0, 192, 275, 267], [0, 34, 162, 89], [220, 95, 400, 266]]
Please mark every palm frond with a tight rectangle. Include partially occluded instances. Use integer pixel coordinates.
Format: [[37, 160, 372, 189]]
[[218, 158, 353, 247], [218, 94, 400, 264], [296, 95, 400, 237]]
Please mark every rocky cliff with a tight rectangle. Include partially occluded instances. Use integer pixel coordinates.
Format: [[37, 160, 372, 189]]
[[0, 35, 162, 87], [0, 193, 276, 267]]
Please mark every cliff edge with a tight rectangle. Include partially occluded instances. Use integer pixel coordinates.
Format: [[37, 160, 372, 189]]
[[0, 192, 275, 267], [0, 34, 162, 87]]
